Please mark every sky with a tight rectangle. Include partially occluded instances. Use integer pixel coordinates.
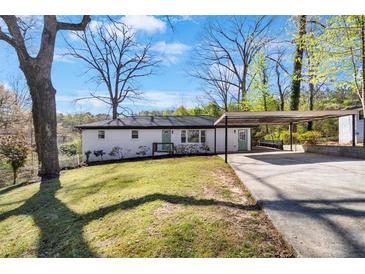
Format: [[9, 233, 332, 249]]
[[0, 15, 289, 115]]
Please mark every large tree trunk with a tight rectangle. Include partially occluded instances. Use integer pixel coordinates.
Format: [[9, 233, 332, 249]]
[[26, 74, 60, 181], [275, 64, 285, 111], [290, 15, 307, 111], [112, 101, 118, 119], [0, 15, 90, 182]]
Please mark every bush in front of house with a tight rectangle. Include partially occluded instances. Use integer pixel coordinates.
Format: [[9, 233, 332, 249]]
[[84, 150, 92, 164], [109, 146, 131, 159], [93, 150, 105, 160], [136, 146, 150, 156], [0, 135, 29, 185], [175, 144, 209, 155], [199, 144, 210, 153]]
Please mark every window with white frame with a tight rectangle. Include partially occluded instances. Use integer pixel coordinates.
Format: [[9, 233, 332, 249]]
[[98, 130, 105, 139], [131, 130, 139, 139], [181, 130, 186, 143], [187, 130, 200, 143], [200, 130, 206, 143]]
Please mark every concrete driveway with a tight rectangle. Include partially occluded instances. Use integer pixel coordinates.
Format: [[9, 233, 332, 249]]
[[226, 149, 365, 257]]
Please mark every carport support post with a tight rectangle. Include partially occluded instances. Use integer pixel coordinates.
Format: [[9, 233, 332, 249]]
[[289, 122, 293, 151], [352, 114, 356, 147], [225, 114, 228, 163]]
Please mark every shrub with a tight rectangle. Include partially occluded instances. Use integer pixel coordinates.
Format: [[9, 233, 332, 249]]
[[85, 150, 92, 163], [199, 144, 210, 153], [263, 130, 322, 145], [175, 144, 208, 154], [93, 150, 105, 160], [59, 140, 81, 157], [109, 146, 130, 159], [136, 146, 150, 156], [0, 135, 29, 185], [298, 131, 322, 145]]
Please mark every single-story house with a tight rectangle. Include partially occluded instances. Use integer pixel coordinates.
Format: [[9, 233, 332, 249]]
[[339, 107, 364, 144], [76, 115, 252, 162]]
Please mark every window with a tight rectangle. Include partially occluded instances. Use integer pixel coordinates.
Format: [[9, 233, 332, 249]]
[[181, 130, 186, 143], [132, 130, 139, 139], [360, 110, 364, 120], [188, 130, 200, 143], [239, 130, 246, 141], [98, 130, 105, 139], [200, 130, 206, 143]]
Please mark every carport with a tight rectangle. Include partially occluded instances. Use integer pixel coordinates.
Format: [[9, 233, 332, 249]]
[[214, 110, 359, 163]]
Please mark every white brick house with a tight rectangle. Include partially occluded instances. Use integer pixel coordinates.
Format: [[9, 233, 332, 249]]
[[76, 116, 252, 162]]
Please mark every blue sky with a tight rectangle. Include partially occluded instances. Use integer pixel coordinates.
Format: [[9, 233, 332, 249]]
[[0, 15, 289, 115]]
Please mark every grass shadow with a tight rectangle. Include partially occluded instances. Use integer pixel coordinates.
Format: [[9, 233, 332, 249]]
[[0, 180, 259, 257]]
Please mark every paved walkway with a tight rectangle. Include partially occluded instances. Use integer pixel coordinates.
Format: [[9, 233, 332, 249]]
[[225, 150, 365, 257]]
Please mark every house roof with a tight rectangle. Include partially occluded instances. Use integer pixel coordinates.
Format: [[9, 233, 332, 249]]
[[76, 116, 219, 129], [76, 110, 360, 130], [214, 110, 359, 126]]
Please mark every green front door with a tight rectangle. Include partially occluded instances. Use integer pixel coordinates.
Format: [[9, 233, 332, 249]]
[[162, 129, 171, 151], [238, 129, 248, 151]]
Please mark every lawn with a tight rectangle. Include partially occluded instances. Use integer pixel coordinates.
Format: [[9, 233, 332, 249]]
[[0, 156, 294, 258]]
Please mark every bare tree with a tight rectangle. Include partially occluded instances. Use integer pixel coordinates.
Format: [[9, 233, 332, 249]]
[[0, 15, 90, 181], [192, 16, 274, 106], [197, 62, 234, 111], [66, 18, 159, 119], [268, 49, 291, 111]]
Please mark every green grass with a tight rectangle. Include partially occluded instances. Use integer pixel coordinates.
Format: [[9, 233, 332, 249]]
[[0, 156, 294, 258]]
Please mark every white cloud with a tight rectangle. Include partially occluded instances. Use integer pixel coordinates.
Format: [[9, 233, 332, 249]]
[[168, 16, 194, 23], [121, 15, 166, 34], [56, 90, 106, 109], [53, 47, 75, 63], [151, 41, 190, 64], [134, 90, 201, 109]]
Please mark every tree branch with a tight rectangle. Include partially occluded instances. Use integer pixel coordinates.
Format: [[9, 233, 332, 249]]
[[57, 16, 91, 31]]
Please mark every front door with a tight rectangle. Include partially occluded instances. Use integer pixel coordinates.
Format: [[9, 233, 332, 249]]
[[162, 129, 171, 151], [238, 129, 248, 151]]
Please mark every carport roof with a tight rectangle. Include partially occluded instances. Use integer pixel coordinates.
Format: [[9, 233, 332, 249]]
[[214, 110, 359, 126]]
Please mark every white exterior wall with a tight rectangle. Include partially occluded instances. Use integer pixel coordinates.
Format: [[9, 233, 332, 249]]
[[339, 113, 364, 144], [82, 127, 251, 162], [215, 128, 251, 153]]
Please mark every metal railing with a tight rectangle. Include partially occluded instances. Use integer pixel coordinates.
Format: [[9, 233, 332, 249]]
[[152, 142, 175, 157], [258, 140, 284, 150]]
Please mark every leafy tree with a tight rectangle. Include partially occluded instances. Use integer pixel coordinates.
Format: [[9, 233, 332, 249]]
[[320, 15, 365, 145], [174, 106, 190, 115], [0, 135, 29, 184], [250, 51, 279, 113]]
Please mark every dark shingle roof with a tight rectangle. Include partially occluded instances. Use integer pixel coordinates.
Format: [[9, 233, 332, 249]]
[[76, 116, 218, 129]]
